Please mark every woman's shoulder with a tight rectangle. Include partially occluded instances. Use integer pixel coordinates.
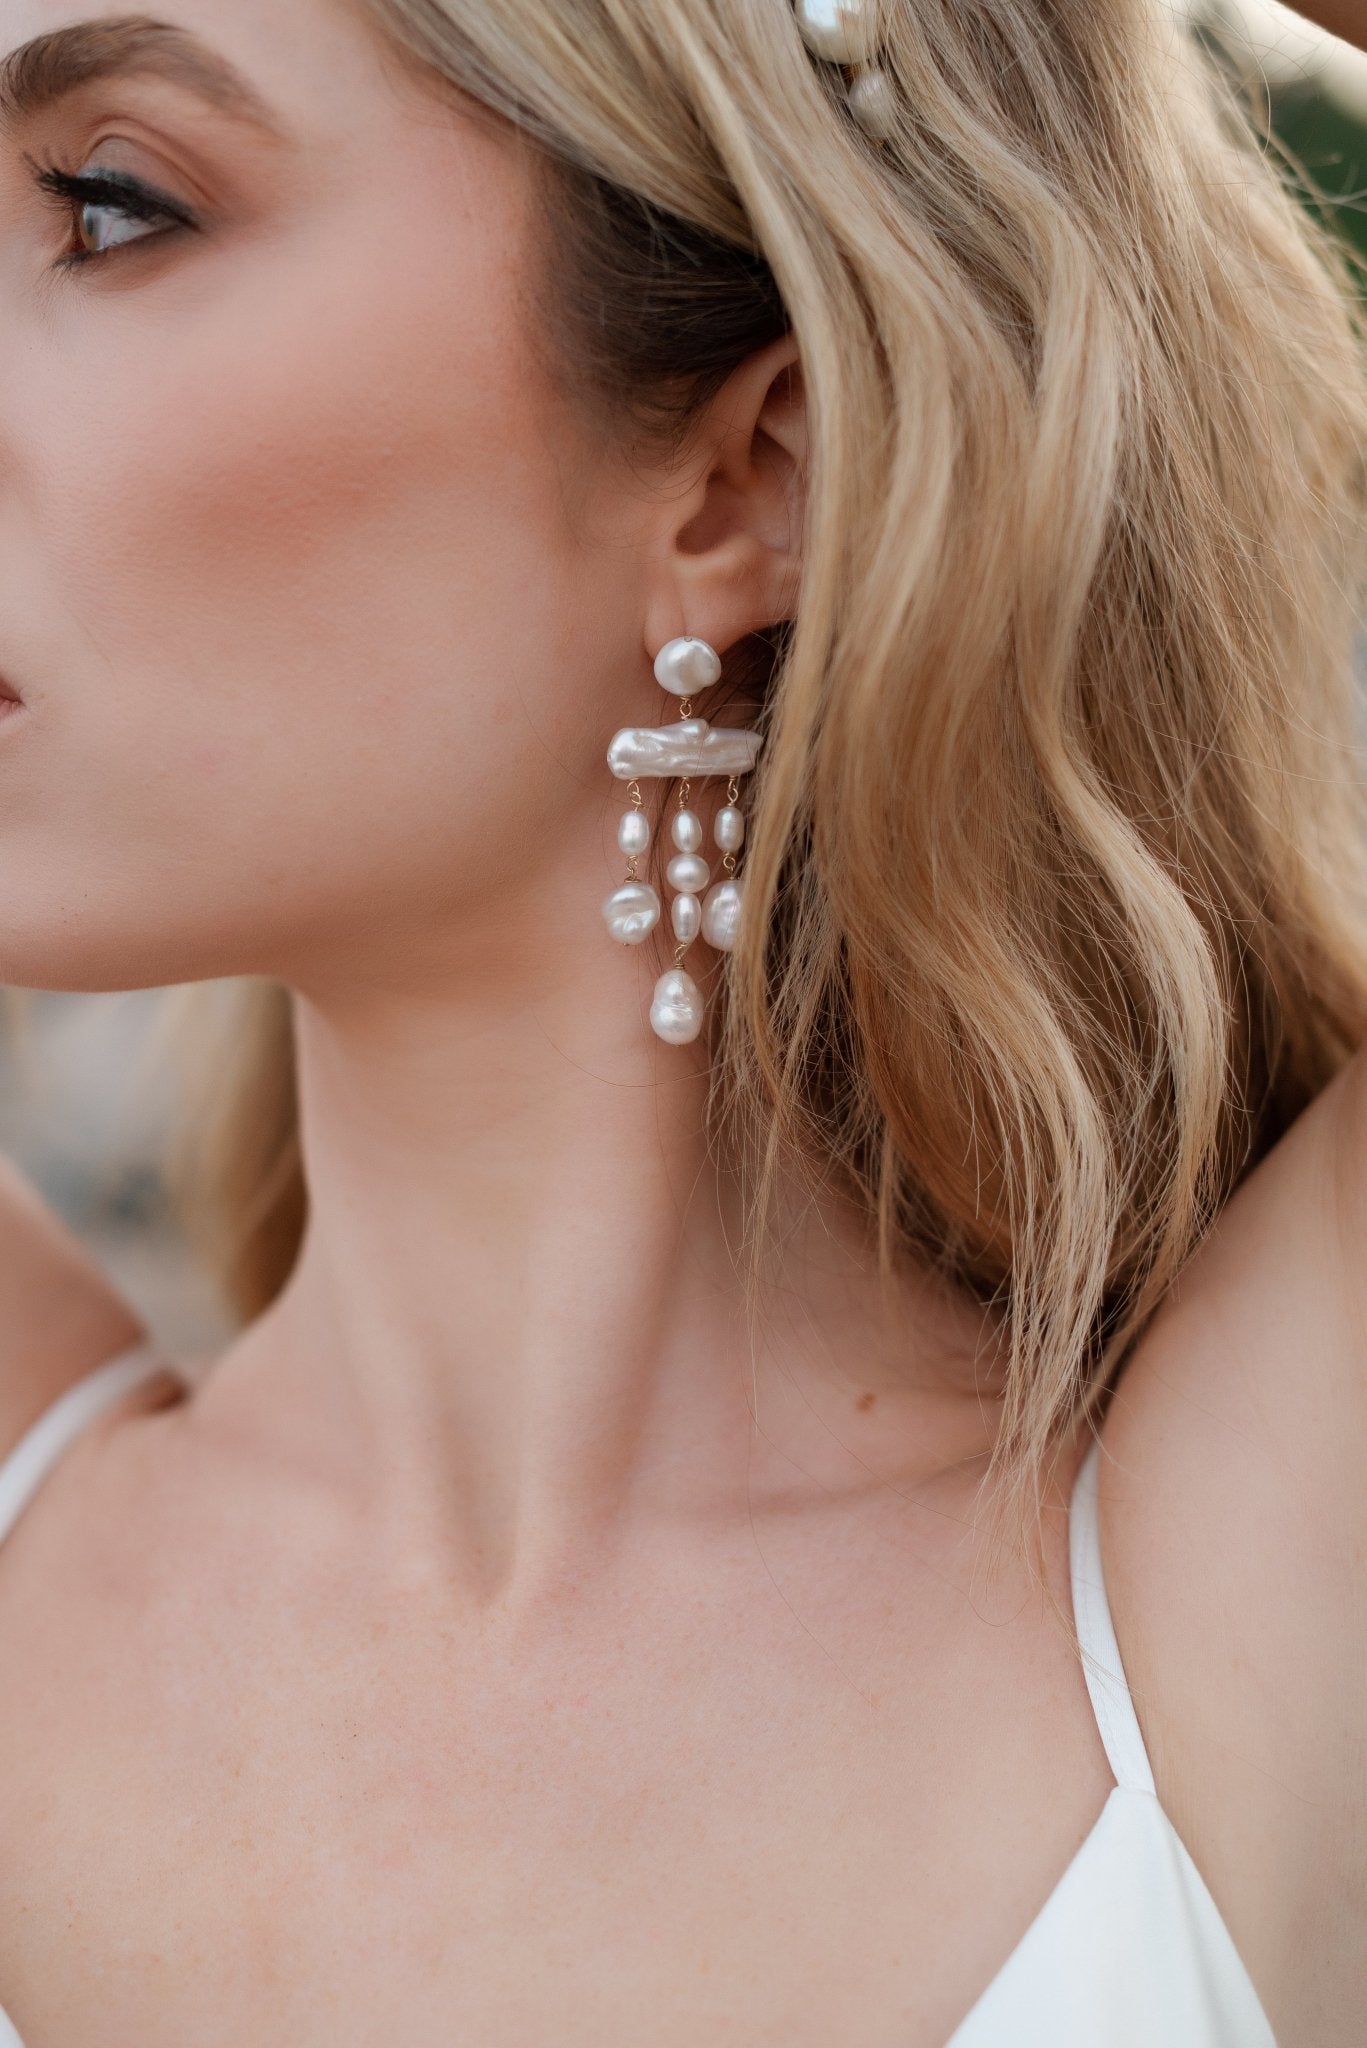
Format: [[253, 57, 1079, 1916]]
[[0, 1154, 155, 1463], [1093, 1044, 1367, 2043]]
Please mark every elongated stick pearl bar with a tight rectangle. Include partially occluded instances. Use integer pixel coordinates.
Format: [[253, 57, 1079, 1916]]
[[607, 717, 763, 781]]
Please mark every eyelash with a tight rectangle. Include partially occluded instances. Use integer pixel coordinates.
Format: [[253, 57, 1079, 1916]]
[[24, 155, 198, 271]]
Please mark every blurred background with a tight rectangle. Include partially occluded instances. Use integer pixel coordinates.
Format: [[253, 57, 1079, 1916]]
[[0, 988, 236, 1358], [3, 0, 1367, 1366]]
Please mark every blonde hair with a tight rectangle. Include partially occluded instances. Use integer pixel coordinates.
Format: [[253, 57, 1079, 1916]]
[[168, 0, 1367, 1545]]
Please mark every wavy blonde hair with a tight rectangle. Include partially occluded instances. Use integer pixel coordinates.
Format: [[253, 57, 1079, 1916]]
[[166, 0, 1367, 1545]]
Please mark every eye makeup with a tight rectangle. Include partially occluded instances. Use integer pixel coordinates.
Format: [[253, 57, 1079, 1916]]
[[24, 153, 200, 270]]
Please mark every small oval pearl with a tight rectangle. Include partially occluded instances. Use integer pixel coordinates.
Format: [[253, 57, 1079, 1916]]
[[601, 880, 661, 945], [714, 805, 745, 853], [670, 809, 703, 853], [702, 878, 743, 952], [848, 65, 898, 139], [618, 809, 651, 857], [793, 0, 879, 66], [650, 966, 705, 1045], [671, 892, 701, 943], [667, 851, 710, 893], [653, 636, 722, 698]]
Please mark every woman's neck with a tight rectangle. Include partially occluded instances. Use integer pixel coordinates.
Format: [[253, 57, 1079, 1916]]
[[202, 969, 1003, 1614]]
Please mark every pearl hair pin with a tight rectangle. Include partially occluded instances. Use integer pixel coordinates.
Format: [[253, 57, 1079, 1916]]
[[602, 636, 760, 1046], [793, 0, 899, 143]]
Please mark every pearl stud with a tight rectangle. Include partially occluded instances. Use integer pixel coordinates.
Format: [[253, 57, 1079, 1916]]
[[653, 637, 723, 697]]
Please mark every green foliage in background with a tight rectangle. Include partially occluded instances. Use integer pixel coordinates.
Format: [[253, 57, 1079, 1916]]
[[1190, 5, 1367, 272], [1272, 82, 1367, 266]]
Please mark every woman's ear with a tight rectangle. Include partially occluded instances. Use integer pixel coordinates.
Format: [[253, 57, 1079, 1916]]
[[642, 333, 807, 659]]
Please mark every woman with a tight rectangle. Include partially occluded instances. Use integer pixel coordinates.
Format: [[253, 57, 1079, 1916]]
[[0, 0, 1362, 2040]]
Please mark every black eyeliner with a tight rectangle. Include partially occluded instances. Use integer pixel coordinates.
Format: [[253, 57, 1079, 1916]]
[[23, 154, 200, 267]]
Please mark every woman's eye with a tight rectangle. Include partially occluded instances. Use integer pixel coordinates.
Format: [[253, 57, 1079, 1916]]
[[24, 155, 198, 270]]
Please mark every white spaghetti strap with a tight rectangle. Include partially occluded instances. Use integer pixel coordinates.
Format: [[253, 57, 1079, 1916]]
[[0, 1339, 168, 1547], [1068, 1434, 1157, 1797]]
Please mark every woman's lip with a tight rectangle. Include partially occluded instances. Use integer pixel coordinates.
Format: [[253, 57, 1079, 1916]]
[[0, 678, 22, 705]]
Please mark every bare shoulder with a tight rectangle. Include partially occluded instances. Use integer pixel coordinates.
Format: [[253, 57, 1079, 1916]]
[[0, 1154, 152, 1455], [1096, 1046, 1367, 2044]]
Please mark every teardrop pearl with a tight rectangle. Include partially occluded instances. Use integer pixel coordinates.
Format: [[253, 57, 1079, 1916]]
[[667, 851, 710, 893], [702, 878, 743, 951], [670, 809, 703, 853], [671, 892, 701, 943], [653, 637, 722, 697], [649, 966, 705, 1044], [793, 0, 879, 66], [714, 805, 745, 853], [618, 809, 650, 857], [848, 65, 898, 139], [602, 880, 661, 944]]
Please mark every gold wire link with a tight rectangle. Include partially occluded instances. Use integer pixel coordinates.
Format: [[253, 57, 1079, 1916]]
[[722, 775, 741, 873], [673, 940, 689, 967], [622, 778, 646, 881]]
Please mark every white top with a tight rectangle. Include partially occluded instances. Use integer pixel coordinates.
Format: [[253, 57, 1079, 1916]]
[[0, 1343, 1278, 2046]]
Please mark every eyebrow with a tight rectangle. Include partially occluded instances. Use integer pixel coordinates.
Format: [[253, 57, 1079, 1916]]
[[0, 15, 289, 140]]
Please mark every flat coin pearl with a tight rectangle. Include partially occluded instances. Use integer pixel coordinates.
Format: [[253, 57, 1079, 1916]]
[[602, 880, 661, 944], [702, 878, 743, 951], [653, 637, 722, 697], [670, 809, 703, 853], [848, 65, 898, 139], [793, 0, 879, 65], [650, 966, 705, 1044], [714, 805, 745, 852], [618, 810, 651, 856], [667, 851, 710, 893], [671, 892, 702, 942]]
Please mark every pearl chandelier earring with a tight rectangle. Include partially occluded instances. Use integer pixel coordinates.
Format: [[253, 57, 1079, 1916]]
[[601, 637, 763, 1045]]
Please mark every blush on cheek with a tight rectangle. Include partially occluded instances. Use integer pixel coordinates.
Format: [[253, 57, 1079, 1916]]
[[3, 116, 621, 990], [38, 139, 562, 733]]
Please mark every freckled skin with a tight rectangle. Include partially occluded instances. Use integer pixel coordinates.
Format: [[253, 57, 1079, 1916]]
[[0, 0, 648, 996]]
